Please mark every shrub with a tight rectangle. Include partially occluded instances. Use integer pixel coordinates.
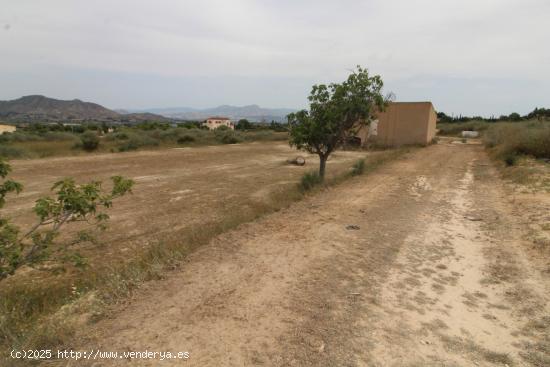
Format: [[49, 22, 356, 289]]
[[158, 128, 180, 141], [117, 134, 159, 152], [298, 171, 322, 191], [351, 159, 365, 176], [216, 131, 242, 144], [80, 131, 100, 151], [483, 122, 550, 163], [177, 135, 195, 144], [220, 134, 241, 144], [504, 153, 518, 166]]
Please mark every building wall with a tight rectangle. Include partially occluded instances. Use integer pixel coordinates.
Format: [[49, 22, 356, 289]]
[[358, 102, 436, 147], [426, 105, 437, 143], [0, 124, 16, 134], [204, 119, 234, 130]]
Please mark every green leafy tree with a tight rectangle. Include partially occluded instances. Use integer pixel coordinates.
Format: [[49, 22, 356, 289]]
[[0, 158, 133, 278], [509, 112, 522, 122], [287, 66, 387, 178], [437, 111, 453, 123], [236, 119, 252, 130], [0, 160, 23, 276]]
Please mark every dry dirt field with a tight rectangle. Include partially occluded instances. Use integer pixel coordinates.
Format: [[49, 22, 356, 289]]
[[5, 141, 367, 269], [41, 141, 548, 366]]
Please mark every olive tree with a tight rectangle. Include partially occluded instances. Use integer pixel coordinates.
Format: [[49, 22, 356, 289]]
[[0, 158, 133, 278], [287, 66, 387, 179]]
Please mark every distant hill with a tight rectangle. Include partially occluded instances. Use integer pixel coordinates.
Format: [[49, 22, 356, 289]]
[[129, 104, 296, 122], [0, 95, 170, 123]]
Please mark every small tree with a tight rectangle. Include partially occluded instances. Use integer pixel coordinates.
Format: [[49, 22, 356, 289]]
[[0, 158, 133, 278], [287, 66, 387, 179]]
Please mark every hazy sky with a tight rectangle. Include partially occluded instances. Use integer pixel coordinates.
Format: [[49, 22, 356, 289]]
[[1, 0, 549, 116]]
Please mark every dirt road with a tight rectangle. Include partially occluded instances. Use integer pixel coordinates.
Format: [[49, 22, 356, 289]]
[[72, 142, 549, 366]]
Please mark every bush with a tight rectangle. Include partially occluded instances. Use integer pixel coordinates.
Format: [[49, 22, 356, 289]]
[[215, 130, 242, 144], [80, 131, 100, 151], [220, 134, 241, 144], [117, 134, 159, 152], [177, 135, 195, 144], [351, 159, 365, 176], [299, 171, 322, 191], [483, 122, 550, 162], [504, 153, 518, 166]]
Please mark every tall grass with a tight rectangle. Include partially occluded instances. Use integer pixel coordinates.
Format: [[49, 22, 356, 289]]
[[350, 159, 366, 176], [298, 171, 323, 191], [483, 121, 550, 163], [0, 145, 28, 159]]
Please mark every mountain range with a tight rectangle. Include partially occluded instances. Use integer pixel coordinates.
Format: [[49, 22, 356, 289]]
[[0, 95, 170, 123], [0, 95, 296, 123], [125, 105, 296, 122]]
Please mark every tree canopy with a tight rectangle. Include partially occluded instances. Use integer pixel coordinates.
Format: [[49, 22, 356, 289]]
[[287, 66, 387, 178]]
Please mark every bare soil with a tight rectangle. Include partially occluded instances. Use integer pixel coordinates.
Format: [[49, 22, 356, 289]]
[[5, 142, 366, 271], [60, 142, 549, 366]]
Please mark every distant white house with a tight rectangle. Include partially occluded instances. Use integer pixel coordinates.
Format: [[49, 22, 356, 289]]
[[0, 124, 16, 134], [202, 117, 234, 130]]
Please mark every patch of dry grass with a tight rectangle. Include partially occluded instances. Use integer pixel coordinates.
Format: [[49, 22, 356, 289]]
[[439, 334, 515, 366], [1, 129, 289, 159], [519, 316, 550, 366]]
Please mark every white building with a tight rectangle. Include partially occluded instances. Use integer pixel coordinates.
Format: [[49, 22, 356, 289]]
[[203, 117, 234, 130], [0, 124, 16, 134]]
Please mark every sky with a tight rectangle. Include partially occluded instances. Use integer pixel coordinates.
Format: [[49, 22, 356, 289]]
[[0, 0, 549, 116]]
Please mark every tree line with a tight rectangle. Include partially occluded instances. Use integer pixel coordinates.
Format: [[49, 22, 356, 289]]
[[437, 107, 550, 123]]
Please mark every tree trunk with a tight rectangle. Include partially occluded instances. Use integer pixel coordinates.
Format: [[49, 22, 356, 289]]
[[319, 155, 327, 179]]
